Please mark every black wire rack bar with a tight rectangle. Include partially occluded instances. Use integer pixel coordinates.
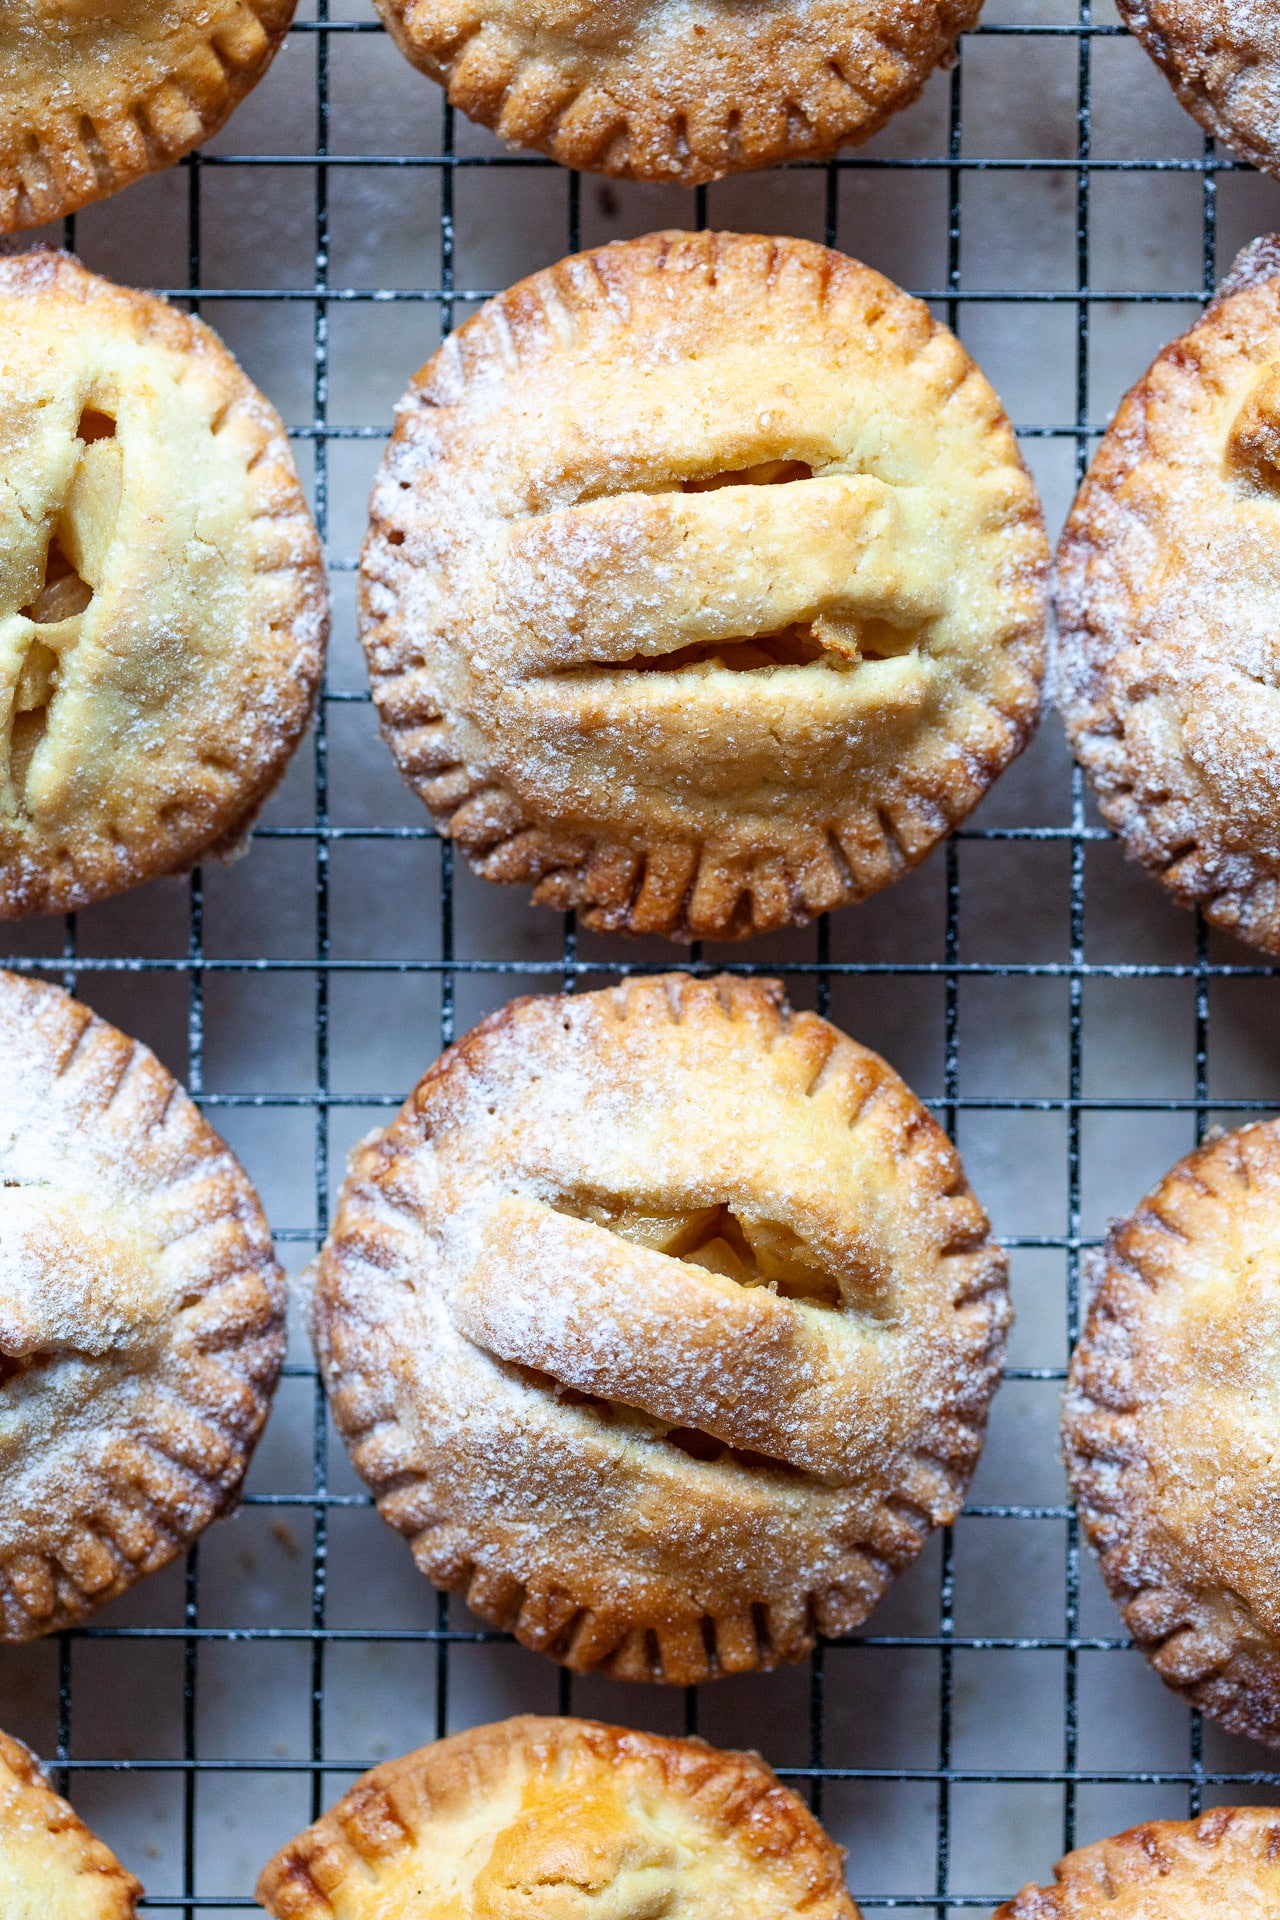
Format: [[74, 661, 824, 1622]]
[[5, 1, 1279, 1912]]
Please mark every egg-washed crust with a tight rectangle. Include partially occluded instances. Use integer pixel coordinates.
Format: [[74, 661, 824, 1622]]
[[1063, 1119, 1280, 1746], [257, 1715, 859, 1919], [374, 0, 978, 184], [0, 1728, 142, 1918], [312, 972, 1009, 1686], [0, 0, 295, 232], [0, 250, 326, 919], [0, 970, 286, 1641], [362, 230, 1047, 942], [996, 1807, 1280, 1917], [1116, 0, 1280, 181], [1053, 236, 1280, 957]]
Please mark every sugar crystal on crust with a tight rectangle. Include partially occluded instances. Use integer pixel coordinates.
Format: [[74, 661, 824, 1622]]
[[0, 1, 296, 231], [377, 0, 978, 183]]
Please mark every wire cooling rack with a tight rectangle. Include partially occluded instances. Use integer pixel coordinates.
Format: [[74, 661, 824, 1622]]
[[4, 2, 1280, 1913]]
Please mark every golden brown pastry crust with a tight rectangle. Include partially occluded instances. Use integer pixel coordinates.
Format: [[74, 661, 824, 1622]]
[[0, 250, 326, 919], [256, 1715, 859, 1919], [362, 230, 1047, 942], [1054, 236, 1280, 957], [0, 1, 296, 232], [0, 969, 285, 1640], [312, 973, 1009, 1685], [0, 1728, 141, 1919], [375, 0, 979, 184], [997, 1808, 1280, 1918], [1063, 1118, 1280, 1745], [1116, 0, 1280, 180]]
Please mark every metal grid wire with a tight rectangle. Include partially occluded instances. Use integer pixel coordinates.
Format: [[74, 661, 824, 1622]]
[[5, 2, 1280, 1912]]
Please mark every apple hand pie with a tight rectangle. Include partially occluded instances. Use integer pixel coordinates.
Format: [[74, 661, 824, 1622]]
[[1055, 235, 1280, 956], [361, 230, 1048, 941], [312, 972, 1010, 1685], [257, 1715, 859, 1919], [0, 969, 285, 1640], [997, 1808, 1280, 1917], [1064, 1117, 1280, 1745], [0, 251, 326, 918], [0, 2, 295, 232], [0, 1727, 141, 1918], [375, 0, 979, 184]]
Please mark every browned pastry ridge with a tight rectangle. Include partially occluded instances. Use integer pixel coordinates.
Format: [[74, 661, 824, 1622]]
[[1063, 1118, 1280, 1745], [375, 0, 979, 183], [0, 1, 296, 232], [0, 1726, 142, 1918], [361, 230, 1048, 942], [257, 1715, 859, 1919], [312, 972, 1010, 1686], [1055, 234, 1280, 956], [0, 250, 326, 919], [0, 970, 286, 1640], [1117, 0, 1280, 180], [996, 1807, 1280, 1918]]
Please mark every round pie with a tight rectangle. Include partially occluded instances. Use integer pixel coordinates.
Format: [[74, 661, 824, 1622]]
[[1064, 1117, 1280, 1744], [375, 0, 979, 184], [257, 1715, 859, 1919], [0, 250, 326, 919], [0, 968, 285, 1640], [1, 2, 296, 232], [996, 1808, 1280, 1918], [1055, 235, 1280, 956], [0, 1727, 141, 1918], [361, 229, 1048, 942], [313, 972, 1010, 1685], [1116, 0, 1280, 179]]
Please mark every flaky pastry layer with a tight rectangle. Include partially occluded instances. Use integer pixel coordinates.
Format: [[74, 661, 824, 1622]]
[[0, 1, 295, 231], [257, 1714, 859, 1919], [0, 970, 285, 1640], [1064, 1118, 1280, 1744], [0, 250, 326, 918], [0, 1728, 141, 1919], [1055, 235, 1280, 956], [997, 1808, 1280, 1917], [376, 0, 979, 183], [361, 230, 1047, 942], [312, 972, 1009, 1685]]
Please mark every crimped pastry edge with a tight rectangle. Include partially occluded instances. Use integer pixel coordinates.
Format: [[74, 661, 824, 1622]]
[[1114, 0, 1280, 180], [996, 1807, 1280, 1916], [1052, 239, 1280, 958], [0, 970, 287, 1641], [0, 0, 296, 233], [256, 1714, 859, 1918], [0, 248, 327, 920], [360, 229, 1047, 942], [373, 0, 979, 184], [0, 1725, 143, 1913], [312, 971, 1011, 1685], [1062, 1119, 1280, 1746]]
